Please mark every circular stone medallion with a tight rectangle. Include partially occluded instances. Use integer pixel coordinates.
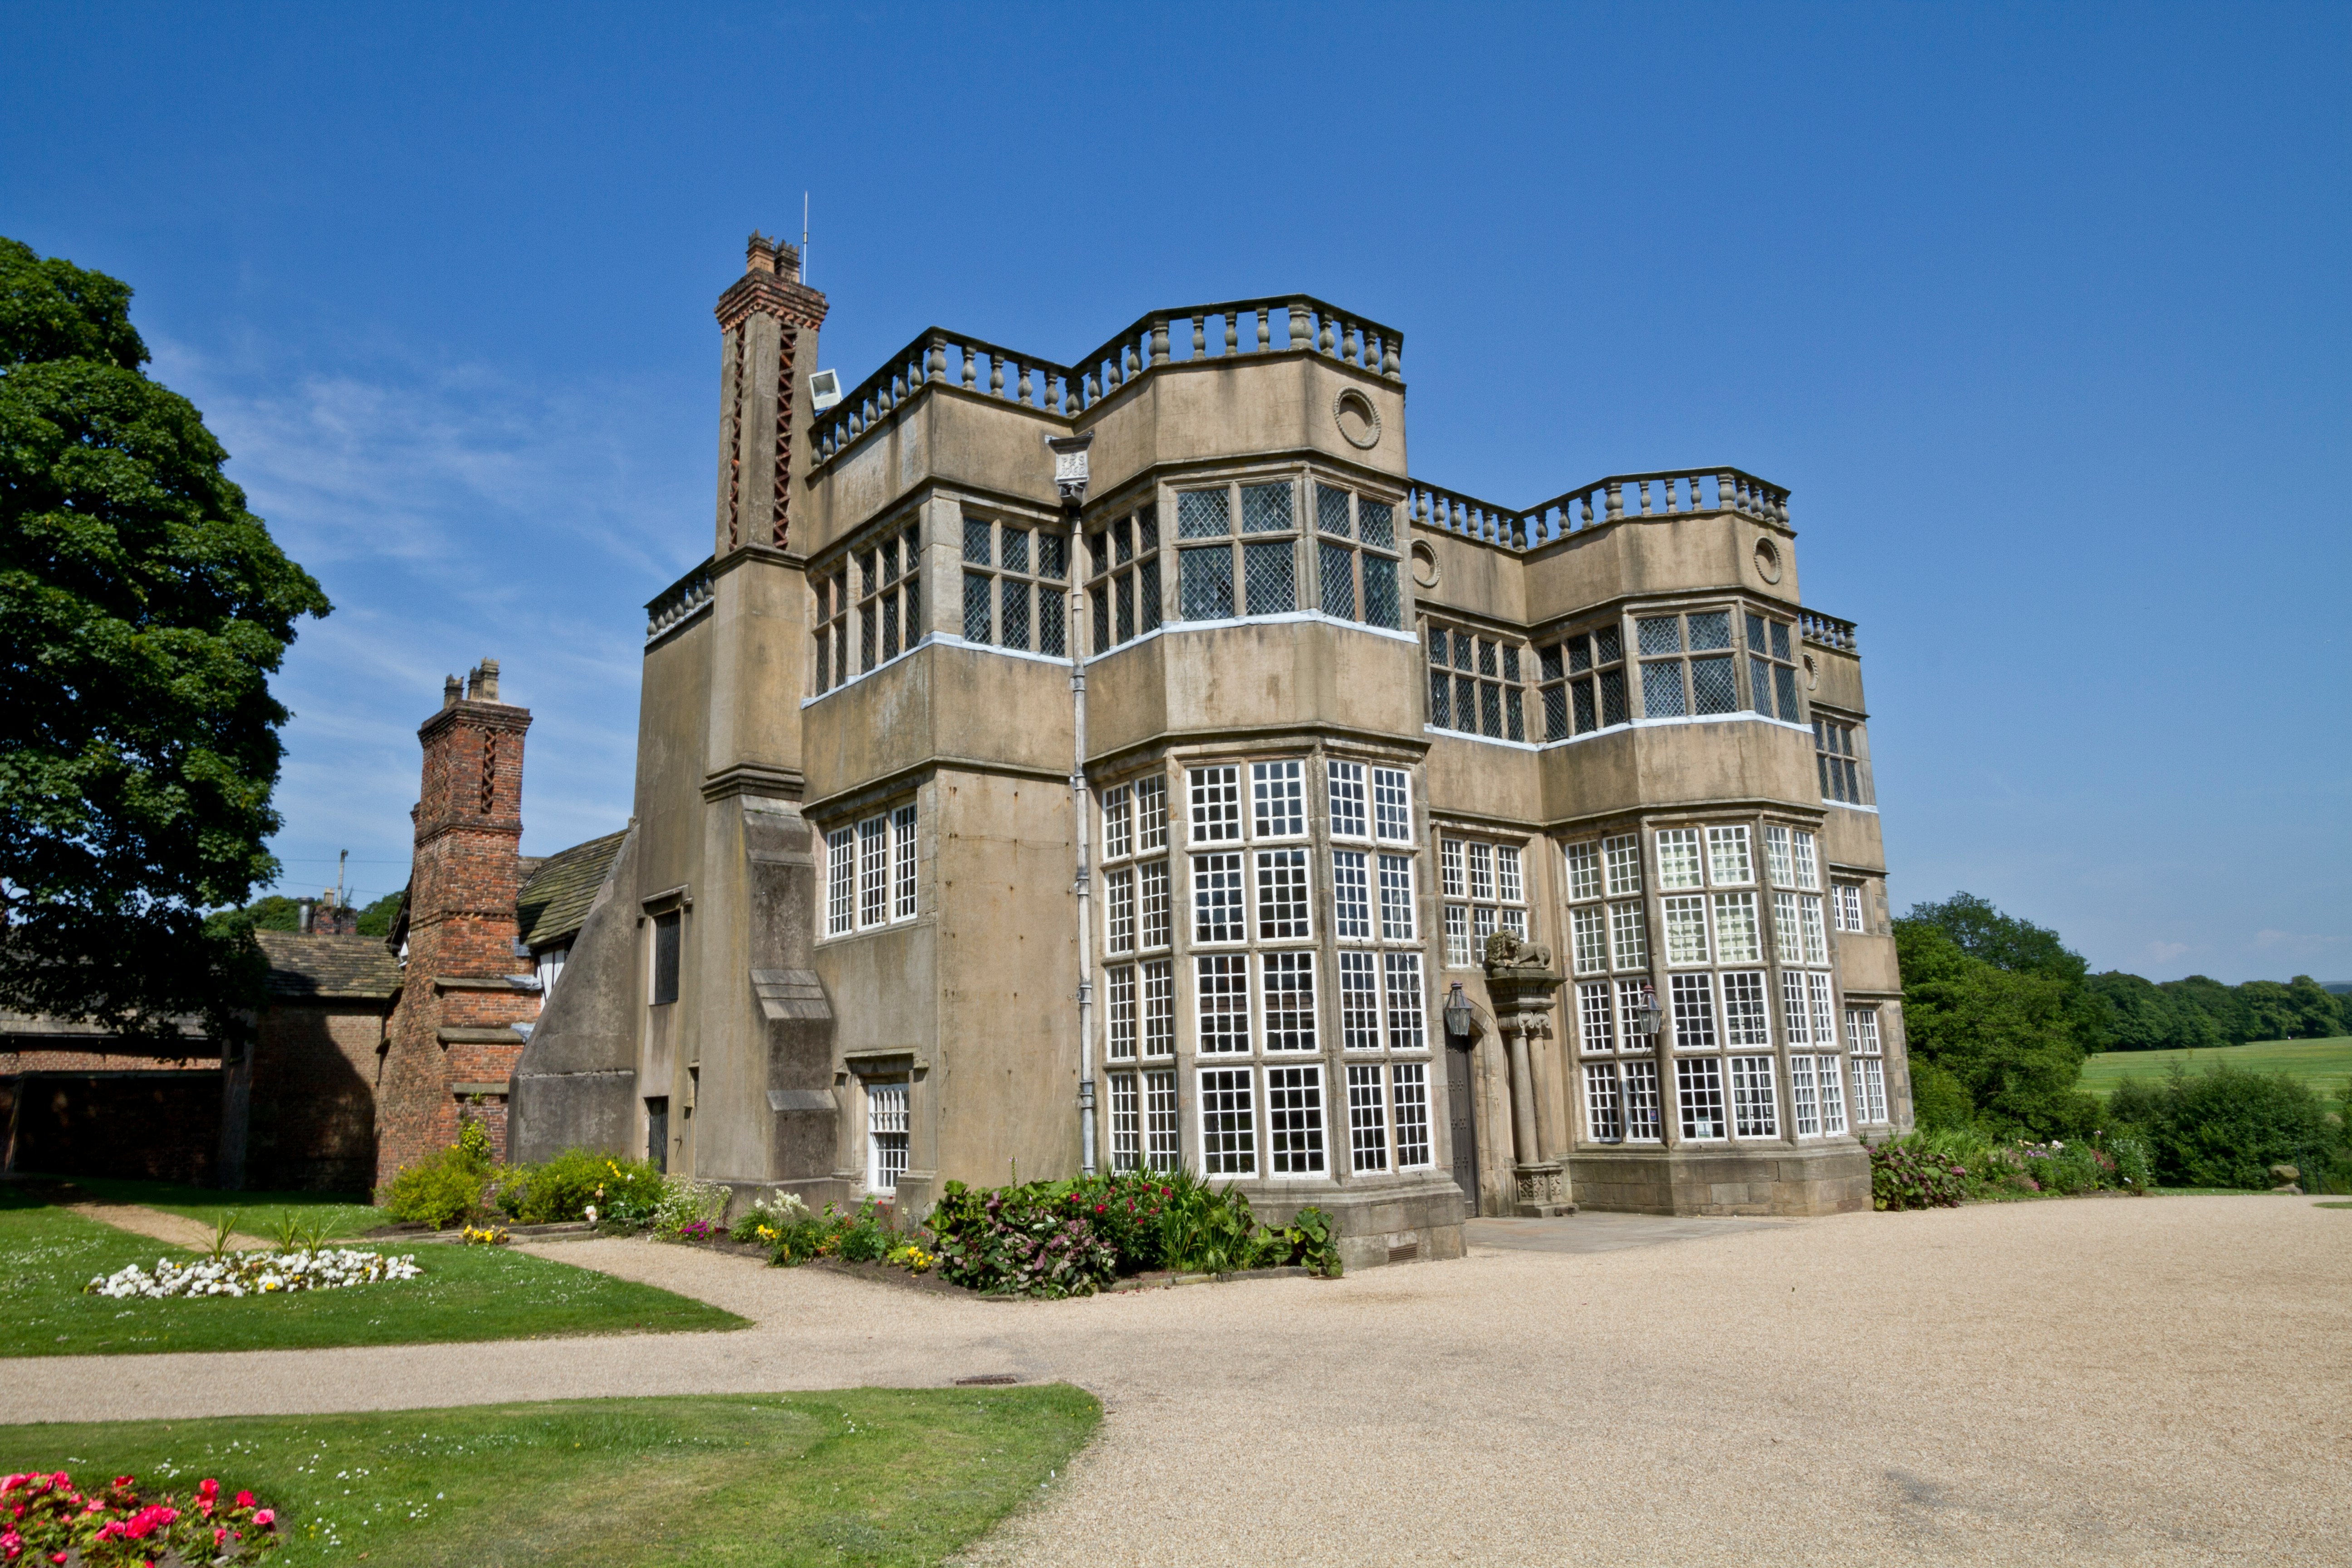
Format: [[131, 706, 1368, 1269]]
[[1410, 540, 1440, 589], [1333, 388, 1382, 450], [1753, 536, 1784, 584]]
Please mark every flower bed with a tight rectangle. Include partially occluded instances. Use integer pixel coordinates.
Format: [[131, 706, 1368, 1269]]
[[83, 1249, 421, 1301], [1, 1470, 278, 1565]]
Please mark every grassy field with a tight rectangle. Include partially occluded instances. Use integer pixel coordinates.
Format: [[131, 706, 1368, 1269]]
[[59, 1175, 386, 1241], [0, 1388, 1099, 1566], [2079, 1038, 2352, 1099], [0, 1188, 745, 1357]]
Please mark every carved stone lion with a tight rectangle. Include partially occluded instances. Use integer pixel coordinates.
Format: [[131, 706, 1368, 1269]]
[[1482, 929, 1554, 974]]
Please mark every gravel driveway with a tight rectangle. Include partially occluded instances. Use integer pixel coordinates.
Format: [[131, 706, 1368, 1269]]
[[9, 1195, 2344, 1564]]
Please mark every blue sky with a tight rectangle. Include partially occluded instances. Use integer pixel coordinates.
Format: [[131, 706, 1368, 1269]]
[[4, 3, 2345, 982]]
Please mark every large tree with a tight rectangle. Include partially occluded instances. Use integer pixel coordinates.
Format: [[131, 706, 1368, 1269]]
[[0, 237, 328, 1044]]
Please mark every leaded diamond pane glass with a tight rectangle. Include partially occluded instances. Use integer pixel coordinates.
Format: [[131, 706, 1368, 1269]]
[[1113, 516, 1133, 563], [1091, 584, 1109, 651], [1319, 541, 1356, 619], [1359, 500, 1394, 549], [1138, 558, 1162, 633], [1455, 675, 1476, 729], [1451, 630, 1472, 668], [1688, 611, 1730, 650], [1001, 528, 1029, 575], [963, 571, 992, 643], [1750, 656, 1775, 712], [1691, 654, 1738, 713], [1115, 573, 1133, 642], [1637, 616, 1682, 655], [1600, 668, 1628, 725], [1746, 612, 1767, 652], [1317, 484, 1352, 537], [1477, 638, 1497, 676], [1540, 643, 1564, 681], [1543, 684, 1568, 741], [1138, 505, 1160, 553], [1770, 621, 1792, 661], [1505, 687, 1524, 741], [1572, 680, 1597, 734], [1243, 541, 1294, 616], [1039, 588, 1065, 656], [1362, 554, 1400, 629], [1597, 624, 1623, 663], [1775, 665, 1799, 720], [1180, 546, 1234, 620], [1241, 481, 1294, 534], [963, 516, 992, 564], [1041, 532, 1067, 580], [1177, 489, 1230, 539], [1642, 662, 1687, 718], [1567, 635, 1591, 673], [1429, 669, 1451, 728], [1000, 578, 1030, 650], [1480, 681, 1503, 736]]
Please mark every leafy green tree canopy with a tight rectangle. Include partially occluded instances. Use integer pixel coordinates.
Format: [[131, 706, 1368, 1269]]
[[1902, 891, 2087, 983], [0, 237, 329, 1042], [1894, 917, 2102, 1138]]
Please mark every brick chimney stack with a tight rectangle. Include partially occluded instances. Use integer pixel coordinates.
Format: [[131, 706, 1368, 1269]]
[[713, 231, 828, 559], [374, 659, 538, 1186]]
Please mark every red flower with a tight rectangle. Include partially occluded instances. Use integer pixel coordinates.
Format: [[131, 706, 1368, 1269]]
[[196, 1479, 219, 1500], [234, 1492, 255, 1509]]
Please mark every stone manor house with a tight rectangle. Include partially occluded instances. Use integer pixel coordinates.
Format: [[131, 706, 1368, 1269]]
[[410, 236, 1917, 1271]]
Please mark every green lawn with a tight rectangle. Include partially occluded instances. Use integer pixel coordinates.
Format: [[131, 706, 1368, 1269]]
[[2079, 1037, 2352, 1099], [0, 1388, 1099, 1566], [0, 1188, 745, 1357], [58, 1175, 386, 1241]]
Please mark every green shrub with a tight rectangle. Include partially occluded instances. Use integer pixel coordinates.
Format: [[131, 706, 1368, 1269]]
[[730, 1191, 813, 1244], [652, 1176, 731, 1239], [2108, 1064, 2333, 1189], [1870, 1139, 1967, 1210], [382, 1142, 488, 1228], [496, 1148, 665, 1225], [1909, 1059, 1977, 1134], [2107, 1133, 2155, 1191]]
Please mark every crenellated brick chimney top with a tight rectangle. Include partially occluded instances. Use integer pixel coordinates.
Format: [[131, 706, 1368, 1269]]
[[745, 230, 801, 281]]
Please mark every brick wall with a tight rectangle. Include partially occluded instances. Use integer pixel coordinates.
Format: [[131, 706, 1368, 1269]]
[[374, 666, 539, 1189], [3, 1072, 224, 1183], [248, 1002, 383, 1193]]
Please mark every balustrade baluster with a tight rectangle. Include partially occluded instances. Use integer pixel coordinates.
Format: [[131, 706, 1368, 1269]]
[[1343, 320, 1360, 364], [1774, 490, 1789, 525], [1712, 471, 1733, 514], [1194, 316, 1207, 357], [1383, 335, 1400, 379], [928, 336, 947, 384], [889, 371, 904, 408], [1257, 309, 1272, 352], [1291, 304, 1311, 350], [1318, 312, 1334, 354], [1225, 314, 1239, 355], [1018, 363, 1033, 404], [1084, 371, 1099, 408], [1152, 317, 1170, 366], [960, 345, 976, 390], [1665, 475, 1682, 515], [1605, 482, 1624, 521], [988, 355, 1003, 396]]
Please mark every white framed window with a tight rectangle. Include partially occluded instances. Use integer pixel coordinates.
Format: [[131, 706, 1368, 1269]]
[[1444, 903, 1471, 968], [1332, 851, 1371, 940], [1109, 1071, 1141, 1172], [1440, 837, 1465, 897], [1188, 764, 1241, 844], [1140, 860, 1172, 950], [1730, 1055, 1779, 1138], [1348, 1063, 1390, 1172], [1474, 903, 1498, 948], [1781, 969, 1814, 1046], [1572, 906, 1609, 975], [1617, 978, 1656, 1052], [858, 815, 889, 928], [1656, 828, 1704, 890], [1721, 970, 1772, 1047], [1194, 954, 1250, 1054], [1384, 952, 1427, 1051], [1497, 844, 1523, 905], [1261, 952, 1318, 1052], [866, 1080, 909, 1191], [1255, 849, 1312, 940], [1327, 760, 1367, 839], [1707, 825, 1753, 887], [1792, 828, 1820, 890], [1790, 1054, 1820, 1138], [1198, 1066, 1256, 1176], [1392, 1061, 1433, 1166], [1609, 902, 1649, 970], [1107, 965, 1138, 1060], [892, 804, 917, 921], [1102, 784, 1133, 861], [1852, 1054, 1888, 1124], [1444, 833, 1528, 959], [1623, 1058, 1663, 1141], [1713, 892, 1761, 963], [1145, 1068, 1181, 1167], [1266, 1064, 1327, 1175], [1137, 774, 1169, 852], [1105, 866, 1136, 954], [1670, 972, 1716, 1050], [1372, 767, 1413, 843], [1191, 853, 1245, 944], [1676, 1056, 1725, 1140], [1765, 825, 1795, 888], [1808, 971, 1837, 1047], [825, 825, 855, 936], [1584, 1063, 1625, 1142], [1377, 854, 1416, 941], [1142, 960, 1175, 1058], [1774, 891, 1804, 965], [1662, 895, 1711, 966], [1817, 1055, 1848, 1135], [1604, 833, 1642, 897], [1846, 1006, 1882, 1055], [1799, 895, 1829, 965], [1251, 760, 1305, 839], [1468, 841, 1494, 901], [1565, 839, 1602, 902], [1339, 951, 1381, 1050], [1577, 981, 1615, 1053], [1835, 882, 1866, 933]]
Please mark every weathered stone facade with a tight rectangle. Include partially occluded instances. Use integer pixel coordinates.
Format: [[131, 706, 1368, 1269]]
[[513, 240, 1910, 1264]]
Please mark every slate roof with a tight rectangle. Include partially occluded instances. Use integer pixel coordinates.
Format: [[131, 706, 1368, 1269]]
[[255, 931, 403, 1000], [515, 830, 627, 952]]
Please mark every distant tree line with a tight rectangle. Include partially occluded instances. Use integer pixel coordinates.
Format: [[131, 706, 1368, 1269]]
[[2087, 970, 2347, 1050]]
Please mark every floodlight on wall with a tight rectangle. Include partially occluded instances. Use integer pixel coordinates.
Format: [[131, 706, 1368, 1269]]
[[1443, 982, 1474, 1040], [1046, 431, 1093, 505], [809, 369, 843, 412]]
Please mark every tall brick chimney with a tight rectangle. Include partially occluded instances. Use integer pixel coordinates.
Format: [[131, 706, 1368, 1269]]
[[374, 658, 538, 1189]]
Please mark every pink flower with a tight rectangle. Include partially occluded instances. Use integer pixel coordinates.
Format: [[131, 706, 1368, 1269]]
[[253, 1508, 276, 1526], [234, 1491, 255, 1509], [196, 1478, 219, 1500], [215, 1527, 227, 1547]]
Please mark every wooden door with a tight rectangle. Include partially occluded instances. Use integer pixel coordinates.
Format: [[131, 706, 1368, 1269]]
[[1445, 1044, 1479, 1217], [645, 1097, 669, 1173]]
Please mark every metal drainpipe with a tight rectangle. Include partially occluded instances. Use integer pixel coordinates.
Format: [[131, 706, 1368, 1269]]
[[1069, 501, 1097, 1177]]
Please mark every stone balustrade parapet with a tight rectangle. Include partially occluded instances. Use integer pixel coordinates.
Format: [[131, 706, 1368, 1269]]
[[1798, 608, 1859, 653], [1406, 468, 1793, 553], [646, 559, 716, 644], [808, 295, 1404, 475]]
